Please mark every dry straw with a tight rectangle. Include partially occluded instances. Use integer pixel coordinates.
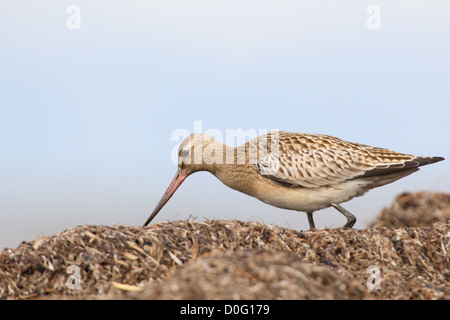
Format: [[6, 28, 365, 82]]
[[0, 192, 449, 300]]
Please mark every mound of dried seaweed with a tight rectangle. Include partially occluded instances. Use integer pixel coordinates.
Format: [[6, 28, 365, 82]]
[[119, 249, 369, 300], [371, 191, 450, 227], [1, 218, 448, 300]]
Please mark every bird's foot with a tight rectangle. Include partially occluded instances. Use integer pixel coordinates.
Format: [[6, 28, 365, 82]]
[[331, 203, 357, 229]]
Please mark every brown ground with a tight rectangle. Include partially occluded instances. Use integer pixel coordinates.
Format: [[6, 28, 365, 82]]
[[0, 191, 449, 300], [370, 191, 450, 227]]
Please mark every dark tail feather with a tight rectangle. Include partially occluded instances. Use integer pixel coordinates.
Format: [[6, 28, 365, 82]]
[[415, 156, 445, 167], [361, 156, 444, 178]]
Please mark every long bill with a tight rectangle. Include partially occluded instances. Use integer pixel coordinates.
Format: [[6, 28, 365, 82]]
[[143, 169, 188, 227]]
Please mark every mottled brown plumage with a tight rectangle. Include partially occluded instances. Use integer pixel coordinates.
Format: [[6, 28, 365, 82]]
[[144, 132, 444, 229]]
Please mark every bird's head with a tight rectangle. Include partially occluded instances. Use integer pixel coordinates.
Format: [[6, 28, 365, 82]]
[[143, 133, 222, 226], [177, 133, 216, 174]]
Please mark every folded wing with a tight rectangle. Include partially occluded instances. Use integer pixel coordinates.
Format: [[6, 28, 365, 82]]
[[255, 132, 443, 188]]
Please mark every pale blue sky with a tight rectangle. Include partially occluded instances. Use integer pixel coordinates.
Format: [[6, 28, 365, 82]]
[[1, 1, 449, 248]]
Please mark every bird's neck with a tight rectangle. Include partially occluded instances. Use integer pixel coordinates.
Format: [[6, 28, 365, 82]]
[[199, 141, 260, 196]]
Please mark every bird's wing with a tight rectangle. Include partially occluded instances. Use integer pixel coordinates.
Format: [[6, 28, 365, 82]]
[[254, 132, 423, 188]]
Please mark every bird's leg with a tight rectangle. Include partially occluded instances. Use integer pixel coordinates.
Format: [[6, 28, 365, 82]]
[[306, 212, 316, 230], [331, 203, 356, 229]]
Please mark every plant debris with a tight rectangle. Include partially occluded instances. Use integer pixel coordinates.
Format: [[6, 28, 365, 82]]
[[371, 191, 450, 227], [0, 193, 449, 300], [117, 249, 369, 300]]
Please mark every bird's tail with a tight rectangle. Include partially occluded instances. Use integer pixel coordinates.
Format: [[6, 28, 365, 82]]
[[414, 156, 445, 167]]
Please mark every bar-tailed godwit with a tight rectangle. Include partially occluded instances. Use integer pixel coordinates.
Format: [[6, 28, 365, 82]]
[[144, 132, 444, 229]]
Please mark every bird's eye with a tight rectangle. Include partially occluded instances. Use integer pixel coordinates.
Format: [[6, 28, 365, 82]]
[[183, 150, 190, 157]]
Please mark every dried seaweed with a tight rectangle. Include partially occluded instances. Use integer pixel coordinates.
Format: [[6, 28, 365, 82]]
[[121, 249, 369, 300], [371, 191, 450, 227], [1, 193, 449, 300]]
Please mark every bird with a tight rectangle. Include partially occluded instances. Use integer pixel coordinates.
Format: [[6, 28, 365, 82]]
[[143, 132, 444, 229]]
